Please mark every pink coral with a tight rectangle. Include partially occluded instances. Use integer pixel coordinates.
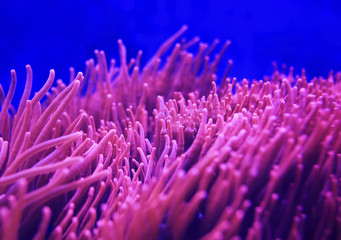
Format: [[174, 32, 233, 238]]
[[0, 26, 340, 240]]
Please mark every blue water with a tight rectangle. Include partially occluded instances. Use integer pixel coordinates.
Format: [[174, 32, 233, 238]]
[[0, 0, 340, 107]]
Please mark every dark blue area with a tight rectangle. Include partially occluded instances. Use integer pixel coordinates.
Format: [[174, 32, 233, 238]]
[[0, 0, 340, 108]]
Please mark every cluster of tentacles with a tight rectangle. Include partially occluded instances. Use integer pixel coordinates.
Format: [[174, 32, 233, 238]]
[[0, 26, 340, 240]]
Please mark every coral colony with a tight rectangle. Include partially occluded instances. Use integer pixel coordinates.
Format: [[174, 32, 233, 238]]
[[0, 26, 340, 240]]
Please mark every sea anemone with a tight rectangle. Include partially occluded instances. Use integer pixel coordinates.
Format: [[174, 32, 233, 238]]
[[0, 26, 340, 240]]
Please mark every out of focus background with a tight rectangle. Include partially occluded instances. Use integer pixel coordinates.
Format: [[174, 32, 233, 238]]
[[0, 0, 340, 107]]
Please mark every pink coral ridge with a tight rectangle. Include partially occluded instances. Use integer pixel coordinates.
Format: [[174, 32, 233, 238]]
[[0, 26, 340, 240]]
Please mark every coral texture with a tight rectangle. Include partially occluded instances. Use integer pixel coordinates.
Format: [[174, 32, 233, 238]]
[[0, 26, 340, 239]]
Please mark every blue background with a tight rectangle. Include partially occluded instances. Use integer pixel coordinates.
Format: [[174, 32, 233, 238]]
[[1, 0, 340, 107]]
